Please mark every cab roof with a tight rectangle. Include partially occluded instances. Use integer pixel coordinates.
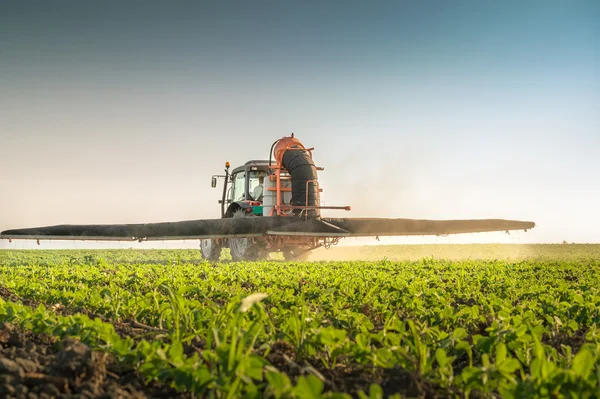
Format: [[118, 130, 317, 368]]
[[231, 160, 270, 174]]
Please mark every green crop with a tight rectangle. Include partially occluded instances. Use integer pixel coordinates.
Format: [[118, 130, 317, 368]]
[[0, 249, 599, 398]]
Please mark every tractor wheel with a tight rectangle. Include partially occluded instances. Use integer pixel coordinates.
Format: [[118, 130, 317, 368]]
[[283, 247, 311, 261], [200, 239, 222, 261], [229, 209, 267, 261]]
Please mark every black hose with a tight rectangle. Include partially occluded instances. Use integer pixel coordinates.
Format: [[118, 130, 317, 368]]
[[281, 149, 319, 217]]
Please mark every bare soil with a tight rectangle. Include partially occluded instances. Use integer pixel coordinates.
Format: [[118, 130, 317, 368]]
[[0, 322, 192, 399]]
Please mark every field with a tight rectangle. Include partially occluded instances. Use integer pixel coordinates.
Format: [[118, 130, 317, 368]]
[[0, 245, 599, 398]]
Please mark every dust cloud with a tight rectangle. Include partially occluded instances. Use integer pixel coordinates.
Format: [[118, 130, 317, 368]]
[[307, 244, 600, 262]]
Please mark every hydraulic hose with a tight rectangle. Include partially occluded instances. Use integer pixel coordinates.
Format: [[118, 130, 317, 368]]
[[281, 149, 319, 217]]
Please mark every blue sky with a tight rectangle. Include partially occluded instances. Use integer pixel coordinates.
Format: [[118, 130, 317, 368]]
[[1, 1, 598, 246]]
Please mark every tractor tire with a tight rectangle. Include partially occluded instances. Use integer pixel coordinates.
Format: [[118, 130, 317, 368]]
[[229, 209, 268, 261], [200, 239, 222, 261], [282, 247, 311, 261]]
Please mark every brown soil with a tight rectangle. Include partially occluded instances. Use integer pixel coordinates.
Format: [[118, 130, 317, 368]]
[[545, 328, 589, 354], [0, 287, 40, 309], [0, 323, 191, 399]]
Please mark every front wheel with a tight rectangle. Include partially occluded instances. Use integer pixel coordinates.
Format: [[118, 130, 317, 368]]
[[201, 239, 222, 261], [229, 209, 268, 261]]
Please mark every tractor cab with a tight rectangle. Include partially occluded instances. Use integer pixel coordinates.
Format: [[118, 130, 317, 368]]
[[230, 160, 269, 203], [212, 159, 294, 218], [211, 160, 270, 218]]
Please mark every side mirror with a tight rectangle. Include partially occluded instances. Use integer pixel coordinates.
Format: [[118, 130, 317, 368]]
[[211, 177, 217, 188]]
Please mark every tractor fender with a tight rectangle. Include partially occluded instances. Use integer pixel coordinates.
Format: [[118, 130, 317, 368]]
[[224, 201, 253, 218]]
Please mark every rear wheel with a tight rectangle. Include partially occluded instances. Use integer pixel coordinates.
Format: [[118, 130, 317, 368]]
[[200, 239, 222, 261], [229, 209, 268, 261]]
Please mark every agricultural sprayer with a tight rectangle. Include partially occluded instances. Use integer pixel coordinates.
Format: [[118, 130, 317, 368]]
[[0, 135, 535, 260]]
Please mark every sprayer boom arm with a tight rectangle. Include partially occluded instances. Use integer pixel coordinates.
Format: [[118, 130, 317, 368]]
[[1, 217, 535, 241]]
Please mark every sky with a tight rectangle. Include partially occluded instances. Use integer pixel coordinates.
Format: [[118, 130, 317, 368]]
[[1, 0, 599, 248]]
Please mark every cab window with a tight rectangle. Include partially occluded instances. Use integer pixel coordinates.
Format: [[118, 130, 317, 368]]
[[248, 171, 266, 201], [232, 172, 246, 201]]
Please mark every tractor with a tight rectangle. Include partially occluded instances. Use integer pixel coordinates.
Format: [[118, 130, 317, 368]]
[[202, 134, 348, 261]]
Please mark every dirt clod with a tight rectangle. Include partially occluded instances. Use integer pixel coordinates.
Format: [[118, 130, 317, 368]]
[[0, 323, 191, 399], [53, 338, 106, 391], [0, 358, 23, 376], [16, 359, 39, 374], [266, 340, 297, 370]]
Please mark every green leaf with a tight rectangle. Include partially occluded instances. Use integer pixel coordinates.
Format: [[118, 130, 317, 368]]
[[356, 333, 369, 348], [474, 335, 495, 353], [495, 343, 507, 364], [530, 358, 542, 379], [242, 355, 266, 381], [532, 334, 545, 359], [374, 348, 396, 369], [266, 369, 292, 391], [560, 344, 572, 359], [498, 358, 521, 374], [481, 353, 490, 368], [571, 347, 594, 379], [460, 366, 484, 388], [294, 375, 324, 399], [323, 394, 352, 399], [368, 384, 384, 399], [435, 348, 449, 367], [168, 340, 184, 363], [453, 327, 468, 341]]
